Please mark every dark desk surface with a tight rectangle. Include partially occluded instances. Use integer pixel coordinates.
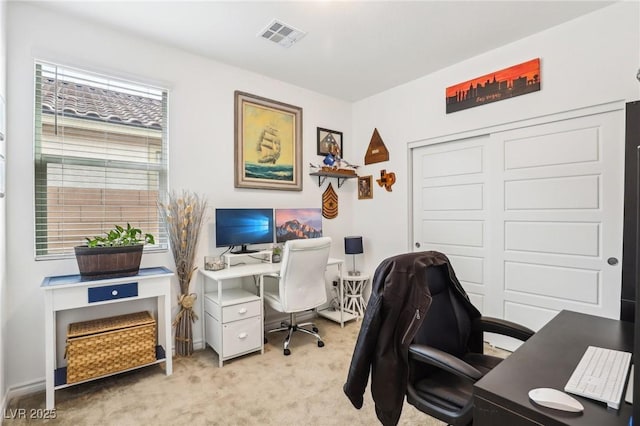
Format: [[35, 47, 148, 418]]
[[474, 310, 633, 426]]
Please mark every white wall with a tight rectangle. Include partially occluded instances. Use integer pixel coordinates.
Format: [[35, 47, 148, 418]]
[[6, 2, 353, 390], [351, 2, 640, 275], [0, 0, 8, 408]]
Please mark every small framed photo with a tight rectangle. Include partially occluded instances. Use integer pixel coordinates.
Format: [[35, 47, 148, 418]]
[[317, 127, 343, 156], [358, 175, 373, 200]]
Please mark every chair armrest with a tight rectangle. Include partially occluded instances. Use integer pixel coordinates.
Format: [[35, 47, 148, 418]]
[[475, 316, 534, 342], [263, 273, 280, 291], [408, 344, 483, 382]]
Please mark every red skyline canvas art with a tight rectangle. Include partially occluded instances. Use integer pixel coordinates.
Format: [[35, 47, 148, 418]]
[[446, 58, 541, 113]]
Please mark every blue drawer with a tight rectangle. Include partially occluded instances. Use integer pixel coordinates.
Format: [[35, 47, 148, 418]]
[[88, 282, 138, 303]]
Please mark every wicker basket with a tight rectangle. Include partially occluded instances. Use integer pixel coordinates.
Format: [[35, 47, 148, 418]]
[[65, 311, 156, 384]]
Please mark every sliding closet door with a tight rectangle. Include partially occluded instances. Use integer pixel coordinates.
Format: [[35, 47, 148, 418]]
[[494, 110, 624, 331], [411, 135, 494, 312], [412, 107, 624, 341]]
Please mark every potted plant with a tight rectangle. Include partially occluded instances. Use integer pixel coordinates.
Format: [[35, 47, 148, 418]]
[[272, 244, 283, 263], [74, 224, 155, 280]]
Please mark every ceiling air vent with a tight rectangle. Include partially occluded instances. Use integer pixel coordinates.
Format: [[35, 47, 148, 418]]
[[258, 19, 306, 48]]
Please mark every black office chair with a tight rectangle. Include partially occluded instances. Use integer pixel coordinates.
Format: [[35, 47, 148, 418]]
[[407, 264, 534, 426]]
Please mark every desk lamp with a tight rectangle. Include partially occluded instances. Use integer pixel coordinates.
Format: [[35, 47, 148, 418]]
[[344, 236, 363, 276]]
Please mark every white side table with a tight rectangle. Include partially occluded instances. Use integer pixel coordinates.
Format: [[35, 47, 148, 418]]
[[41, 267, 174, 409], [343, 274, 369, 318]]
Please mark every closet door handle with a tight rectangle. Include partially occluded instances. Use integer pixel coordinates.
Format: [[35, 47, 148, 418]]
[[607, 257, 619, 266]]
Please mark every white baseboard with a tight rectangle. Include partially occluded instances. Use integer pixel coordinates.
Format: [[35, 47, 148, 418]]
[[0, 390, 8, 424], [194, 338, 205, 351], [4, 378, 45, 408]]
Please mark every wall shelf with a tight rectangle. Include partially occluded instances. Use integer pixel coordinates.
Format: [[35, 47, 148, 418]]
[[310, 171, 357, 188]]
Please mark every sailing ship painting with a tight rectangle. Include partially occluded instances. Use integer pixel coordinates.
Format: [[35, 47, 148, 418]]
[[257, 126, 281, 164], [235, 91, 302, 191], [242, 104, 294, 182], [245, 123, 292, 181]]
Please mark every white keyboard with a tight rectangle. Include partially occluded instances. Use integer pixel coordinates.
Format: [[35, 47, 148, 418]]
[[564, 345, 632, 409]]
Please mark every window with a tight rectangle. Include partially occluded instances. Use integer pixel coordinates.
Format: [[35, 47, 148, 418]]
[[34, 62, 168, 258]]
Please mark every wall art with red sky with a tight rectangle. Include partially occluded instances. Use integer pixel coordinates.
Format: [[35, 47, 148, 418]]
[[446, 58, 541, 114]]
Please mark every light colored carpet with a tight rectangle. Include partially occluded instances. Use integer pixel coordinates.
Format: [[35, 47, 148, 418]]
[[5, 318, 507, 425]]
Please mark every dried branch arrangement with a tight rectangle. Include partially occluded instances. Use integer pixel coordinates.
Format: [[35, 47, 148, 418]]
[[158, 190, 208, 356]]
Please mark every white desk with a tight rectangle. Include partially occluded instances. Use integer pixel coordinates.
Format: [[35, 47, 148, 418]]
[[199, 257, 344, 367], [41, 267, 174, 409]]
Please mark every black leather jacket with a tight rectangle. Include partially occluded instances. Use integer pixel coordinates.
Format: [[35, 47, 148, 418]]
[[343, 251, 464, 425]]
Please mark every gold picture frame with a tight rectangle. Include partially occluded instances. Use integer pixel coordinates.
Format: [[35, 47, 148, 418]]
[[358, 175, 373, 200], [234, 91, 303, 191]]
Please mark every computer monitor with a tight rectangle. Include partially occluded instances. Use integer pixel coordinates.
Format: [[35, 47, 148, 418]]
[[275, 208, 323, 243], [215, 208, 274, 254]]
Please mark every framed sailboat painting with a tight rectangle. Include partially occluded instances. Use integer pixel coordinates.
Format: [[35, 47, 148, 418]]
[[234, 91, 303, 191]]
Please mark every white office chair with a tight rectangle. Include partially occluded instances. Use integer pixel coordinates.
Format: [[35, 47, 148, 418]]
[[263, 237, 332, 356]]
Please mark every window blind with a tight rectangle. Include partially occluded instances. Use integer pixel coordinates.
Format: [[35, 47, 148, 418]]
[[34, 62, 168, 259]]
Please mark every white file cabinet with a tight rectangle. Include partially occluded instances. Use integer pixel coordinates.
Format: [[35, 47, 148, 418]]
[[198, 259, 343, 366], [204, 288, 263, 367], [200, 265, 271, 367]]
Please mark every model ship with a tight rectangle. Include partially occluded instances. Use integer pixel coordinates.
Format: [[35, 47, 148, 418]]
[[257, 126, 281, 164], [320, 166, 357, 176]]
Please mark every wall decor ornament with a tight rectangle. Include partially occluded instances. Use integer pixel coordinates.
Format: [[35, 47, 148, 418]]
[[234, 91, 303, 191], [317, 127, 343, 156], [446, 58, 541, 114], [377, 169, 396, 192], [322, 183, 338, 219], [358, 175, 373, 200], [364, 128, 389, 165]]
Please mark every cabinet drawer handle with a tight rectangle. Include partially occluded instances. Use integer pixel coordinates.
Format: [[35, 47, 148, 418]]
[[238, 332, 248, 339], [238, 308, 247, 314], [111, 290, 118, 296]]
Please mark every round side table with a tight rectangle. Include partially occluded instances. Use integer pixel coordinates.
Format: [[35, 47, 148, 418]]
[[342, 274, 369, 318]]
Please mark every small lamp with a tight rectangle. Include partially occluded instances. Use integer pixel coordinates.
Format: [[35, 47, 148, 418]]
[[344, 236, 363, 276]]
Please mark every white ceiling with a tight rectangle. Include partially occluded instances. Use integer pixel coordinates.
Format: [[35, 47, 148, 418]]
[[33, 1, 615, 102]]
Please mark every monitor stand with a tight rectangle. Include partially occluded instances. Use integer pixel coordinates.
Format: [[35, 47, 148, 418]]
[[231, 245, 258, 254]]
